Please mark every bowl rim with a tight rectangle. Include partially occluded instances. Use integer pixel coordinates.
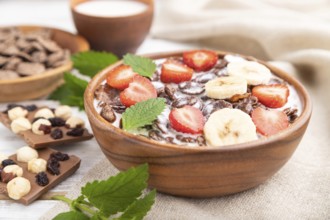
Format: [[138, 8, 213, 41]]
[[0, 25, 89, 85], [84, 50, 312, 153], [70, 0, 154, 20]]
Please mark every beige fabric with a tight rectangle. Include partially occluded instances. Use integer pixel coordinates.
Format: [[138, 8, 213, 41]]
[[42, 1, 330, 219]]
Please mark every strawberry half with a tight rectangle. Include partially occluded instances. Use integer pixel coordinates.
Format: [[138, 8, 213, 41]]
[[106, 65, 137, 90], [161, 60, 193, 84], [183, 50, 218, 71], [251, 107, 289, 136], [169, 105, 205, 134], [252, 84, 289, 108], [120, 75, 157, 107]]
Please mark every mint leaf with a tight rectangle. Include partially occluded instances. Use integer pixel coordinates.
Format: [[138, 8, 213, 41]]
[[53, 211, 89, 220], [122, 98, 166, 131], [123, 54, 156, 78], [81, 164, 149, 217], [116, 190, 156, 220], [72, 51, 118, 77], [49, 73, 87, 110]]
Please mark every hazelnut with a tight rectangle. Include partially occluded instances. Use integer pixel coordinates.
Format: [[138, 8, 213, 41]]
[[0, 153, 9, 164], [32, 119, 51, 135], [8, 107, 28, 121], [3, 165, 23, 177], [7, 177, 31, 200], [28, 158, 47, 174], [16, 146, 38, 163], [55, 105, 72, 120], [10, 117, 32, 134], [66, 116, 85, 129], [34, 108, 54, 119]]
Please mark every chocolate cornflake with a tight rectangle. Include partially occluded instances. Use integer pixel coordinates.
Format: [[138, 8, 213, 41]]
[[283, 108, 299, 123], [172, 97, 198, 108], [228, 93, 251, 103], [164, 85, 176, 100], [233, 96, 259, 114], [197, 136, 206, 146], [178, 82, 205, 95], [0, 27, 70, 80], [148, 130, 164, 141], [202, 100, 233, 118], [100, 105, 116, 123]]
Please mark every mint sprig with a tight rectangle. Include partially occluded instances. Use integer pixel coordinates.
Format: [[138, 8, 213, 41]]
[[49, 72, 87, 110], [49, 51, 118, 109], [72, 51, 118, 77], [53, 164, 155, 220], [122, 98, 166, 131], [123, 54, 156, 78]]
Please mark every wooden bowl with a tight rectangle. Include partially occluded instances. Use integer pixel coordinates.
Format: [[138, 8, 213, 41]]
[[0, 25, 89, 102], [70, 0, 154, 57], [84, 51, 312, 198]]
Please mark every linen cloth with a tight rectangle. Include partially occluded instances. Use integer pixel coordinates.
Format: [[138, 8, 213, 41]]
[[42, 1, 330, 219]]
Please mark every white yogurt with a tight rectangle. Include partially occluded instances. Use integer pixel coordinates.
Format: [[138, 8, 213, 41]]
[[75, 0, 148, 17]]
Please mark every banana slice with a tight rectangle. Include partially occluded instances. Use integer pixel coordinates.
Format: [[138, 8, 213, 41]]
[[227, 61, 271, 85], [205, 76, 247, 99], [204, 108, 258, 147]]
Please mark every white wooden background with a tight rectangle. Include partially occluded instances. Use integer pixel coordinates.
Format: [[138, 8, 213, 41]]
[[0, 0, 193, 219]]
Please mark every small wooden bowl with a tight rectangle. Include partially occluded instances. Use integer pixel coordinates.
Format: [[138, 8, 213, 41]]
[[0, 25, 89, 102], [70, 0, 154, 57], [84, 51, 312, 198]]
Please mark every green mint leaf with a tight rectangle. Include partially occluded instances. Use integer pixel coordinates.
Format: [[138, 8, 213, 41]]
[[81, 164, 149, 217], [48, 72, 87, 110], [72, 51, 118, 77], [122, 98, 166, 131], [123, 53, 156, 78], [116, 190, 156, 220], [53, 211, 89, 220]]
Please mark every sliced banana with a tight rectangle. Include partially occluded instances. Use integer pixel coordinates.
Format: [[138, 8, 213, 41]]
[[227, 61, 271, 85], [205, 76, 247, 99], [204, 108, 257, 147]]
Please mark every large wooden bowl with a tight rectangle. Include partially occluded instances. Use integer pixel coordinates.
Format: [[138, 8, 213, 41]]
[[0, 25, 89, 102], [70, 0, 154, 57], [84, 51, 312, 198]]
